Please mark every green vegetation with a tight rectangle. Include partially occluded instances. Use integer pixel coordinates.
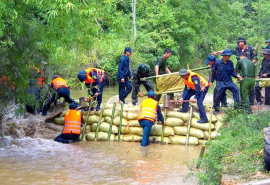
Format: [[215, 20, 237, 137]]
[[195, 109, 270, 184]]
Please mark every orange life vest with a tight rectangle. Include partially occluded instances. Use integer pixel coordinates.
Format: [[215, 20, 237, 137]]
[[138, 98, 158, 123], [1, 75, 15, 90], [63, 110, 82, 134], [32, 67, 45, 88], [85, 68, 106, 83], [184, 71, 208, 91], [52, 77, 69, 90]]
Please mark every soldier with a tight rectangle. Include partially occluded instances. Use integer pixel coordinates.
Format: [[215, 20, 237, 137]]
[[255, 49, 270, 105], [131, 63, 154, 106], [262, 39, 270, 49]]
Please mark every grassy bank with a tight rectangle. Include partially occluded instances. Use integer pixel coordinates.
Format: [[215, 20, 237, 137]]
[[195, 109, 270, 184]]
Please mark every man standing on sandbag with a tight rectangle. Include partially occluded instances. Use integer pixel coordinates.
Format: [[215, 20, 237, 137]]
[[132, 63, 154, 106], [178, 69, 209, 123], [235, 53, 255, 113], [117, 47, 133, 104], [155, 48, 173, 102], [77, 68, 107, 111], [255, 49, 270, 105], [54, 102, 83, 143], [210, 49, 242, 115], [138, 91, 164, 147], [205, 55, 228, 107]]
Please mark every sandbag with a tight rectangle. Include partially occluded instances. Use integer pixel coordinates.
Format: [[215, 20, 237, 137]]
[[170, 135, 198, 145], [83, 115, 104, 125], [173, 126, 204, 139], [113, 116, 128, 126], [104, 117, 111, 123], [192, 112, 217, 123], [82, 110, 97, 116], [214, 121, 223, 131], [166, 111, 189, 122], [123, 111, 139, 120], [120, 126, 143, 136], [95, 109, 119, 118], [59, 109, 68, 117], [198, 139, 208, 145], [53, 117, 65, 125], [189, 118, 215, 131], [215, 114, 226, 123], [116, 134, 142, 142], [204, 130, 218, 140], [149, 136, 170, 144], [150, 125, 174, 136], [93, 122, 118, 134], [85, 125, 91, 133], [165, 117, 184, 127], [86, 131, 115, 141], [128, 120, 141, 127]]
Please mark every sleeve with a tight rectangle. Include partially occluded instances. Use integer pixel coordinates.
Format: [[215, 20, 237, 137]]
[[157, 105, 164, 123], [235, 61, 241, 73], [118, 59, 124, 79], [259, 64, 262, 77], [230, 62, 238, 78], [251, 47, 258, 60], [209, 65, 216, 83], [192, 76, 201, 99], [155, 58, 162, 67], [90, 71, 101, 93]]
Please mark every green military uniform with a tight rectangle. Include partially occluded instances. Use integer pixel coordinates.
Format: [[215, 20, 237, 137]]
[[155, 57, 173, 101], [235, 58, 255, 113]]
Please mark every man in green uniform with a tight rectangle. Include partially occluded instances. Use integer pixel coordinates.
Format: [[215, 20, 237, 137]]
[[235, 54, 255, 113], [155, 48, 172, 102]]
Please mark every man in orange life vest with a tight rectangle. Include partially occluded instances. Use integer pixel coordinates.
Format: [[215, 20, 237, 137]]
[[138, 91, 164, 147], [31, 66, 45, 88], [54, 102, 83, 143], [178, 69, 209, 123], [42, 75, 74, 116], [77, 68, 107, 111]]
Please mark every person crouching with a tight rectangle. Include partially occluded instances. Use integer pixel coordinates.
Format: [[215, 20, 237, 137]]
[[54, 102, 83, 143], [138, 91, 164, 147]]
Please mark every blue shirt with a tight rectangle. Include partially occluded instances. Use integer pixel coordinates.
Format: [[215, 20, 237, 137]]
[[116, 55, 132, 79], [157, 104, 164, 123], [182, 76, 203, 99], [210, 59, 238, 84]]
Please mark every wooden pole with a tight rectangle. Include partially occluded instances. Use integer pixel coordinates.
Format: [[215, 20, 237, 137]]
[[161, 108, 167, 143], [95, 102, 106, 141], [108, 102, 116, 141], [118, 103, 124, 141], [185, 106, 193, 146], [80, 100, 93, 141], [208, 107, 213, 141]]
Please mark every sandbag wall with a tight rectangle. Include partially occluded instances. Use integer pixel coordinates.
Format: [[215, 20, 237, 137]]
[[52, 104, 225, 145]]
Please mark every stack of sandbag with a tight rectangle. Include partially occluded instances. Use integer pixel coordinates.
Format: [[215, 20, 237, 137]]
[[51, 103, 225, 145]]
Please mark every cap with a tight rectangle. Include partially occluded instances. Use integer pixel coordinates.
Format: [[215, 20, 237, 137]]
[[53, 75, 61, 79], [69, 102, 78, 109], [124, 47, 133, 53], [29, 79, 35, 84], [204, 55, 216, 65], [221, 49, 233, 56], [265, 39, 270, 43], [237, 37, 246, 43], [77, 70, 87, 82], [262, 49, 270, 55], [147, 91, 155, 97], [179, 69, 189, 76]]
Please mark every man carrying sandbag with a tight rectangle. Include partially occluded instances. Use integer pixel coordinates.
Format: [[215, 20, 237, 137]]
[[138, 91, 164, 147], [132, 63, 154, 105], [54, 102, 83, 143], [178, 69, 209, 123]]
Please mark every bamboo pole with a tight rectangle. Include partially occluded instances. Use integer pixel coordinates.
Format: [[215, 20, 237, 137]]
[[108, 102, 116, 141], [118, 103, 124, 141], [208, 107, 213, 141], [143, 66, 210, 80], [161, 108, 167, 143], [196, 146, 205, 169], [95, 102, 106, 141], [80, 100, 93, 141], [185, 106, 193, 146]]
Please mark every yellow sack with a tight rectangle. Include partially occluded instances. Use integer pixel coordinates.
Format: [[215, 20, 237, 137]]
[[165, 117, 184, 127], [86, 131, 115, 141], [113, 116, 128, 126], [53, 117, 65, 125], [214, 121, 224, 131], [156, 73, 185, 93], [150, 125, 174, 136], [166, 111, 189, 122], [95, 109, 119, 118], [173, 126, 204, 139], [169, 135, 198, 145], [189, 118, 215, 131], [116, 134, 142, 142], [128, 120, 141, 127], [204, 130, 218, 140], [83, 115, 104, 125], [123, 112, 139, 120], [192, 112, 217, 123]]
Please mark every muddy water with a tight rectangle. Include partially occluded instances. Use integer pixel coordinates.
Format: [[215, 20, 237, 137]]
[[0, 137, 200, 185], [0, 86, 200, 184]]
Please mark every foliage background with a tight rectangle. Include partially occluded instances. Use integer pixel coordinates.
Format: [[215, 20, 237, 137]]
[[1, 0, 270, 106]]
